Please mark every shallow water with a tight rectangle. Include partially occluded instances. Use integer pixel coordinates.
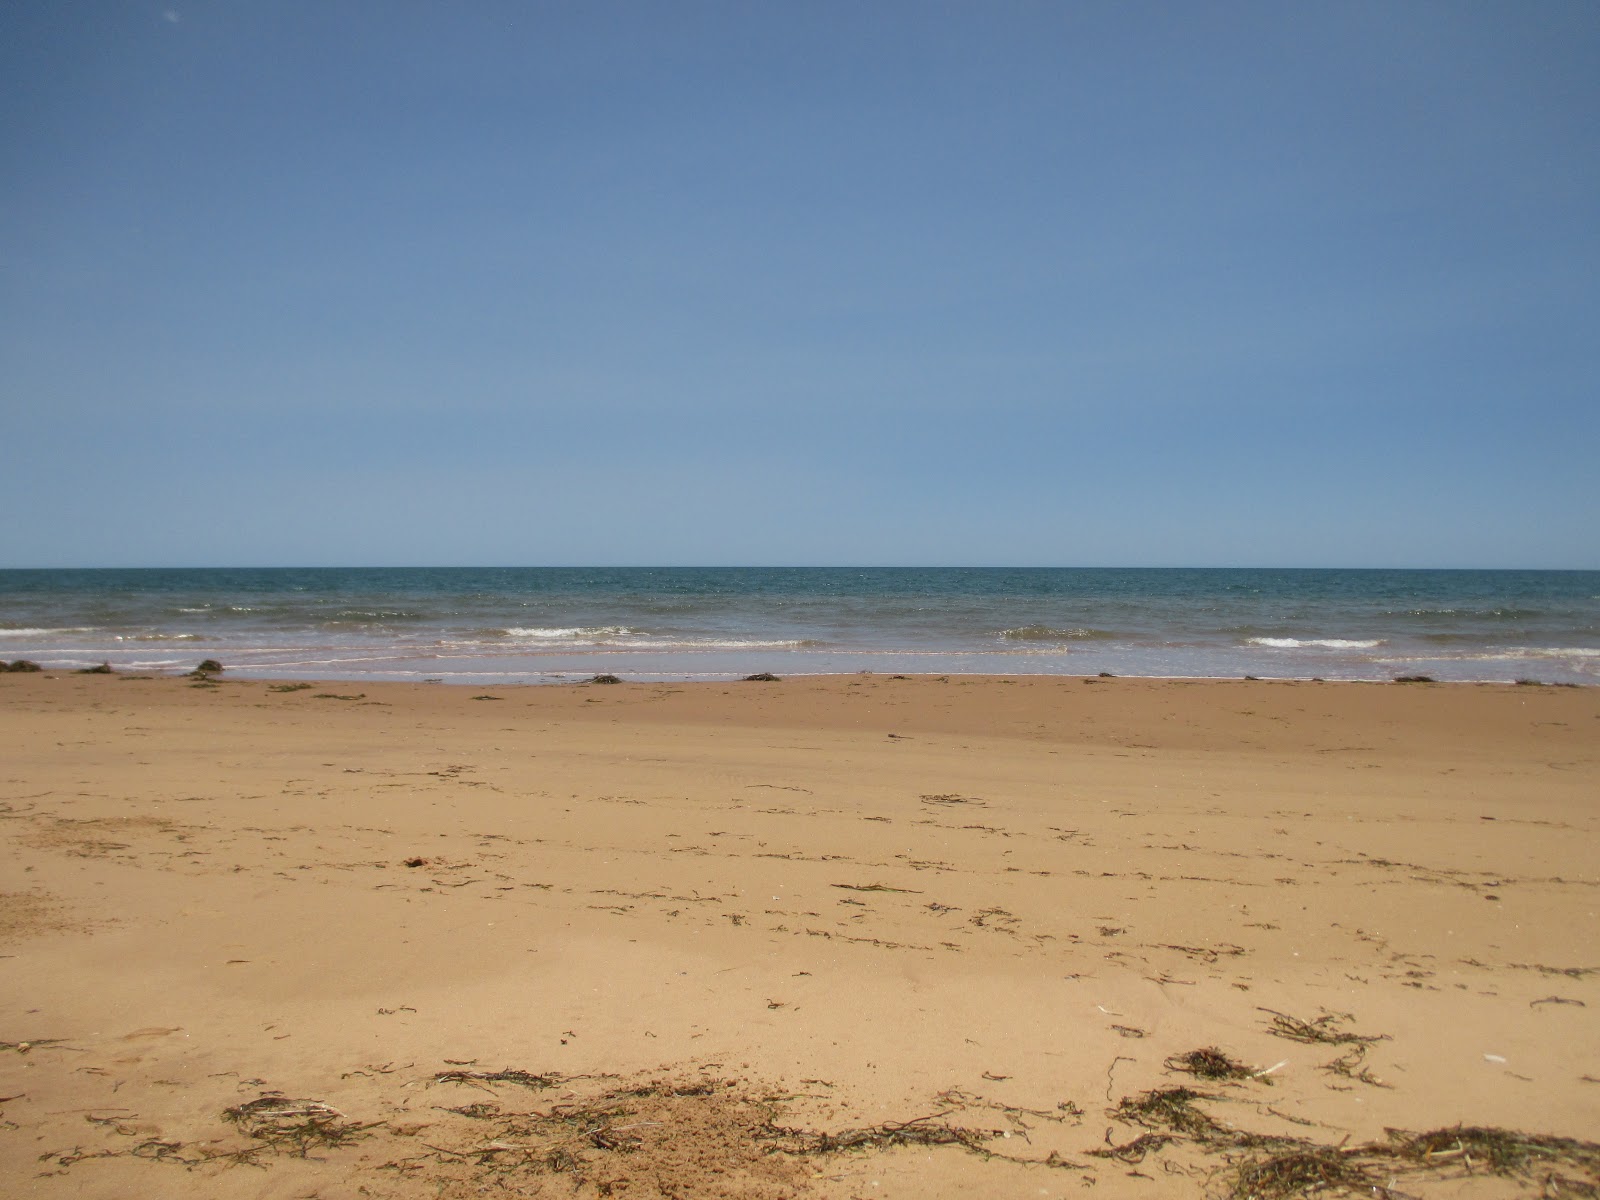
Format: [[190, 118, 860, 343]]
[[2, 566, 1596, 684]]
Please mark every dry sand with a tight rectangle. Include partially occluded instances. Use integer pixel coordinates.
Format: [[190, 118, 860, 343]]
[[2, 670, 1597, 1198]]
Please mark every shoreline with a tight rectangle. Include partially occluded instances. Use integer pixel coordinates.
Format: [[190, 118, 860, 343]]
[[5, 658, 1595, 688], [3, 672, 1597, 1196]]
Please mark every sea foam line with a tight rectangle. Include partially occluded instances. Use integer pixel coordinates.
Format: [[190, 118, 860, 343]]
[[1246, 637, 1384, 650]]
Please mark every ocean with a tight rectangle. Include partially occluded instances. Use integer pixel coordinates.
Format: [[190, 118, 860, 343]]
[[1, 567, 1596, 685]]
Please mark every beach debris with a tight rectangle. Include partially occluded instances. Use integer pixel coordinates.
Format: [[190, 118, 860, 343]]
[[1110, 1086, 1227, 1139], [586, 674, 622, 684], [432, 1067, 562, 1090], [791, 1115, 1005, 1154], [1392, 674, 1435, 683], [1322, 1043, 1391, 1088], [1226, 1125, 1600, 1199], [76, 661, 115, 674], [920, 792, 987, 807], [831, 882, 922, 894], [2, 1038, 66, 1054], [743, 672, 781, 681], [1258, 1007, 1387, 1047], [191, 659, 224, 676], [1164, 1047, 1260, 1082], [1089, 1130, 1175, 1163], [268, 682, 313, 692], [222, 1093, 375, 1156], [402, 857, 429, 868], [3, 659, 42, 672], [1228, 1144, 1376, 1198], [1097, 671, 1117, 678]]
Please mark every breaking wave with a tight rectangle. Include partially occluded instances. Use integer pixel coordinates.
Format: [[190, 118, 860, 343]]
[[1246, 637, 1385, 650], [998, 625, 1117, 642]]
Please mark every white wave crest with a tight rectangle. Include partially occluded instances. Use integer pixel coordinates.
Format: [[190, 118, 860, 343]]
[[0, 626, 98, 637], [504, 626, 641, 640], [1247, 637, 1385, 650]]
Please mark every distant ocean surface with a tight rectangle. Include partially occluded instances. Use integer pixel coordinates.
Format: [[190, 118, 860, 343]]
[[1, 567, 1597, 685]]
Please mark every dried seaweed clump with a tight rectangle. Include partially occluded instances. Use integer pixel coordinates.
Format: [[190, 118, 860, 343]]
[[1225, 1124, 1600, 1199], [1258, 1007, 1387, 1047], [787, 1116, 1003, 1155], [1111, 1087, 1225, 1140], [1229, 1146, 1375, 1199], [418, 1077, 809, 1200], [1165, 1047, 1260, 1082], [433, 1067, 563, 1090], [222, 1094, 375, 1157], [1391, 1125, 1600, 1177]]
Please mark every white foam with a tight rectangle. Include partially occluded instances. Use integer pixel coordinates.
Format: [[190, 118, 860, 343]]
[[1247, 638, 1384, 650], [0, 627, 97, 637], [504, 626, 639, 640]]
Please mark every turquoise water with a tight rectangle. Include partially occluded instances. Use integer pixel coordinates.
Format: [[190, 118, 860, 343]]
[[1, 567, 1596, 684]]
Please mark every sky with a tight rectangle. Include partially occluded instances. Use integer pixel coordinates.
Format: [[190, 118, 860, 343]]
[[2, 1, 1596, 569]]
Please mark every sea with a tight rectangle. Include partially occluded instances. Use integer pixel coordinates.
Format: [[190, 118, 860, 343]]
[[1, 567, 1597, 686]]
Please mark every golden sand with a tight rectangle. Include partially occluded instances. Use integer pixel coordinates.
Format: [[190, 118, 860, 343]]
[[2, 671, 1597, 1197]]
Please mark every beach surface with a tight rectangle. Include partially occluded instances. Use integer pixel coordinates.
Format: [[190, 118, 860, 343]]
[[2, 671, 1597, 1197]]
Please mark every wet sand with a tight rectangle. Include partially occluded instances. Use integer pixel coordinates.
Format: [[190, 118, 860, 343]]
[[2, 671, 1597, 1198]]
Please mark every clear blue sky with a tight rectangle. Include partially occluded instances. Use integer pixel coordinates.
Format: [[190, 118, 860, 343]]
[[3, 1, 1596, 568]]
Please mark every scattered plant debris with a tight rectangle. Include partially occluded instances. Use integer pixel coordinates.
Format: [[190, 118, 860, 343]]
[[1165, 1047, 1259, 1082], [1321, 1044, 1391, 1088], [222, 1094, 376, 1157], [1111, 1087, 1225, 1139], [1229, 1145, 1375, 1198], [268, 682, 313, 692], [831, 882, 921, 894], [76, 662, 115, 674], [432, 1067, 563, 1090], [743, 672, 781, 681], [1393, 674, 1435, 684], [1258, 1007, 1387, 1046]]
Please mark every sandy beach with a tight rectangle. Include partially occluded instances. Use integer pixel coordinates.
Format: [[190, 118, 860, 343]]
[[2, 670, 1597, 1198]]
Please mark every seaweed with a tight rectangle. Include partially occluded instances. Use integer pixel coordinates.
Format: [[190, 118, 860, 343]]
[[1258, 1007, 1387, 1047], [433, 1068, 563, 1090], [1110, 1086, 1224, 1139], [222, 1094, 376, 1157], [1229, 1146, 1376, 1199], [1165, 1047, 1260, 1082]]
